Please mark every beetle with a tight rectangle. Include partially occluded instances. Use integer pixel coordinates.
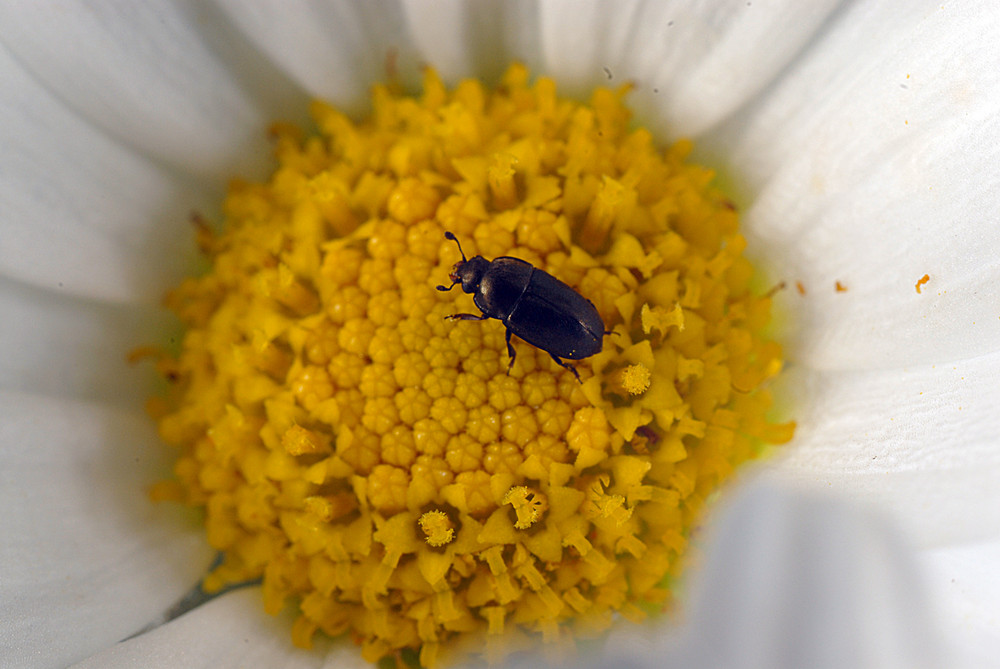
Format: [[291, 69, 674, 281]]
[[435, 231, 605, 382]]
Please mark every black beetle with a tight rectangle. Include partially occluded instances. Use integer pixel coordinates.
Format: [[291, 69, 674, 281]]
[[436, 231, 605, 381]]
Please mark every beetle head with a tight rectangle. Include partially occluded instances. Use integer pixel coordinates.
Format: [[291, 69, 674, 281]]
[[436, 231, 488, 294], [449, 256, 489, 293]]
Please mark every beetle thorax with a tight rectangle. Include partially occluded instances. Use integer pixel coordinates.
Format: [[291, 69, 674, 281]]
[[454, 256, 490, 294]]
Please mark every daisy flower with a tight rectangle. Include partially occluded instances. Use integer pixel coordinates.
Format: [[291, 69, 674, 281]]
[[1, 2, 997, 668]]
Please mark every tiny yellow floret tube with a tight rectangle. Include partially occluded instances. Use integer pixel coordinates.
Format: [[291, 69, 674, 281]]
[[148, 64, 794, 667]]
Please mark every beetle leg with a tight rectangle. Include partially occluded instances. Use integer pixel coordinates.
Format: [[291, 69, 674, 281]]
[[548, 353, 582, 383], [445, 312, 490, 321], [505, 328, 517, 374]]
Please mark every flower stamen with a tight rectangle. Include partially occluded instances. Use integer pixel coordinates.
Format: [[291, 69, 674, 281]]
[[419, 510, 456, 546], [503, 486, 548, 529]]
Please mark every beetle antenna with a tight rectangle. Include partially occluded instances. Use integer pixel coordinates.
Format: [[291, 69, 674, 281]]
[[443, 231, 467, 262]]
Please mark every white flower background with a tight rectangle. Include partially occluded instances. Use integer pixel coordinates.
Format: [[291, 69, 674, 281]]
[[1, 1, 998, 668]]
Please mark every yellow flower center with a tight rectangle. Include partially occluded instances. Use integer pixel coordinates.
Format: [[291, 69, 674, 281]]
[[147, 63, 795, 667]]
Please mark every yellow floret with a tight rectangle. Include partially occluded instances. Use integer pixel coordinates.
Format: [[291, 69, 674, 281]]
[[149, 64, 794, 667], [419, 510, 456, 547], [503, 486, 549, 529], [611, 364, 652, 396]]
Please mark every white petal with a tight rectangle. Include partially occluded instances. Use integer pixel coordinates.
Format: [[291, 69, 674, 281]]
[[215, 0, 416, 111], [0, 3, 270, 181], [677, 481, 945, 669], [399, 0, 541, 83], [69, 588, 369, 669], [0, 278, 174, 403], [767, 349, 1000, 548], [0, 41, 212, 303], [534, 0, 843, 136], [922, 540, 1000, 669], [0, 390, 213, 668], [709, 0, 1000, 368]]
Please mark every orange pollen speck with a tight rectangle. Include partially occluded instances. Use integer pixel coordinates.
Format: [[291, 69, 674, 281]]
[[915, 273, 930, 293]]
